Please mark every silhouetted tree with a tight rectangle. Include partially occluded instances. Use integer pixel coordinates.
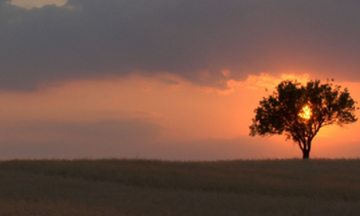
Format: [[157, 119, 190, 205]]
[[250, 80, 358, 159]]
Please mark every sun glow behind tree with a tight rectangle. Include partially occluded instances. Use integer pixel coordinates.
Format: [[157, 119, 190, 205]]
[[250, 80, 358, 159], [299, 105, 312, 120]]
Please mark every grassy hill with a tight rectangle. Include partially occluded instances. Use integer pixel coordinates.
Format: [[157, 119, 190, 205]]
[[0, 159, 360, 215]]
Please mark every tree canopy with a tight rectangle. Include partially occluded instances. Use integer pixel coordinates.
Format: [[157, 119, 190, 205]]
[[249, 80, 358, 159]]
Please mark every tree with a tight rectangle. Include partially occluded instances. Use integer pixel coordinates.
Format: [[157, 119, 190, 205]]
[[249, 80, 358, 159]]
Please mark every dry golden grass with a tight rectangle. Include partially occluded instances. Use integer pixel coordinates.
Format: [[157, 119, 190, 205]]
[[0, 159, 360, 215]]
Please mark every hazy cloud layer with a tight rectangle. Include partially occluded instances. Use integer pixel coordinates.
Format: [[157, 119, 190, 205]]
[[2, 131, 357, 160], [0, 130, 297, 160], [0, 117, 358, 160], [1, 0, 360, 90], [0, 119, 162, 158]]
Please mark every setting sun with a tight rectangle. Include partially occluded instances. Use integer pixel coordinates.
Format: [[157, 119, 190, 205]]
[[299, 105, 312, 120], [1, 0, 360, 161]]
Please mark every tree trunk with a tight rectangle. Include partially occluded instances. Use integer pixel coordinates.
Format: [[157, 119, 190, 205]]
[[298, 139, 312, 159], [302, 149, 310, 159]]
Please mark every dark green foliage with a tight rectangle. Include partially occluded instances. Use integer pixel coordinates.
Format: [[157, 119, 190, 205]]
[[250, 80, 358, 159]]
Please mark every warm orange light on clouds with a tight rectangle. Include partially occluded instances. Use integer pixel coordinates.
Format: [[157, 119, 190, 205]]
[[8, 0, 67, 9], [0, 74, 250, 141], [2, 1, 360, 160], [0, 72, 359, 160]]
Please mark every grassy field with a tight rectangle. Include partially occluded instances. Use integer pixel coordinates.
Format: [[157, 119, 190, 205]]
[[0, 159, 360, 215]]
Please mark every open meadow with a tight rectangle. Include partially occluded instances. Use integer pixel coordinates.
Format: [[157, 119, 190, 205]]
[[0, 159, 360, 215]]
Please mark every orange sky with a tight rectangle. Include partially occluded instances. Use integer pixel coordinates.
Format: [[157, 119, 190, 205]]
[[2, 0, 360, 160], [8, 0, 67, 9], [0, 72, 359, 160]]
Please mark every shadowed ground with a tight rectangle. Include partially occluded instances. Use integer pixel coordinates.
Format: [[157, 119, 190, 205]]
[[0, 159, 360, 215]]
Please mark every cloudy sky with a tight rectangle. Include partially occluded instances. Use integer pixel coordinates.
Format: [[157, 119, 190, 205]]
[[1, 0, 360, 160]]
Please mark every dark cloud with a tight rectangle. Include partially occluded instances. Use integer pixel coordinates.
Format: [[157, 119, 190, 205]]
[[1, 0, 360, 90]]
